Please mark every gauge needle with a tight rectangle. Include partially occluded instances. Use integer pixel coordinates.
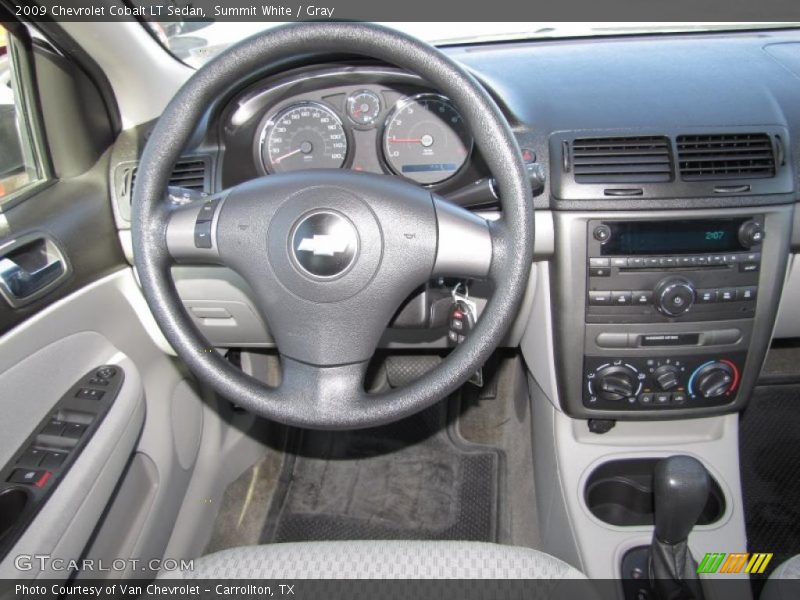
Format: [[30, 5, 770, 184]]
[[389, 137, 422, 143], [273, 147, 303, 163]]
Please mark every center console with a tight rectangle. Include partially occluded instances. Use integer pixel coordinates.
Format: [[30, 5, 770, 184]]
[[552, 206, 792, 420]]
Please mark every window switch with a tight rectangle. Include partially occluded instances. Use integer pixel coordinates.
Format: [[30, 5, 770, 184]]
[[41, 419, 66, 437], [76, 388, 104, 401], [41, 451, 68, 469], [62, 423, 88, 440], [8, 468, 51, 487], [87, 378, 109, 386], [18, 448, 46, 468]]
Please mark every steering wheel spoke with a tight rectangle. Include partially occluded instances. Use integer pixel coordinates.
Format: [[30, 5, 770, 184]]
[[431, 195, 493, 280]]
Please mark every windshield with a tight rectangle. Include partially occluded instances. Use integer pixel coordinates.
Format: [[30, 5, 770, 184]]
[[147, 21, 799, 68]]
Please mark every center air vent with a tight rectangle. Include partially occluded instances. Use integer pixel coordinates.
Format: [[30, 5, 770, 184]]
[[572, 136, 673, 183], [677, 133, 776, 181]]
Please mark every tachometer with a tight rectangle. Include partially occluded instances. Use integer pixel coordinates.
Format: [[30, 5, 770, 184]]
[[260, 102, 348, 173], [382, 94, 472, 185]]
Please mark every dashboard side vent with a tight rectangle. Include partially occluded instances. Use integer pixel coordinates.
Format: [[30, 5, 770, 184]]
[[677, 133, 776, 181], [572, 136, 673, 183], [130, 157, 210, 194]]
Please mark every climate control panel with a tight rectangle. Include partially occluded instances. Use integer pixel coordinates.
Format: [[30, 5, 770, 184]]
[[583, 352, 745, 411]]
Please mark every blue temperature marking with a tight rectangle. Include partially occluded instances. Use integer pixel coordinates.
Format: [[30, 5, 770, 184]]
[[688, 361, 716, 396]]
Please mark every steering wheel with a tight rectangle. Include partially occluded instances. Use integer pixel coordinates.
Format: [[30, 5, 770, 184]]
[[132, 23, 533, 430]]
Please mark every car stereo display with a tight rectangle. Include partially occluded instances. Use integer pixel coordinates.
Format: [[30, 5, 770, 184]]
[[600, 218, 750, 255]]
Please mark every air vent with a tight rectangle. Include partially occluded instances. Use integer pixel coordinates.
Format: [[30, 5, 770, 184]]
[[677, 133, 776, 181], [572, 136, 673, 183], [130, 157, 209, 194]]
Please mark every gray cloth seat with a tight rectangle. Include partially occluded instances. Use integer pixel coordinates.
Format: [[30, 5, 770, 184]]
[[166, 540, 586, 579], [761, 555, 800, 600]]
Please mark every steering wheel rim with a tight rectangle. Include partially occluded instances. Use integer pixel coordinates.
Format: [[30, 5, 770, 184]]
[[132, 22, 533, 430]]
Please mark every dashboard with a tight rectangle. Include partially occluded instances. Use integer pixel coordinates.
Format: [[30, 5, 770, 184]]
[[109, 29, 800, 423]]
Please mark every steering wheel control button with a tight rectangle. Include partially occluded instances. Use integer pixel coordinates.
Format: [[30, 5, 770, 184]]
[[291, 211, 359, 279], [194, 220, 213, 249]]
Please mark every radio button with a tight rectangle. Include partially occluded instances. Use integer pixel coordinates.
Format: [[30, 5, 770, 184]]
[[661, 257, 677, 267], [718, 288, 737, 302], [745, 252, 761, 262], [723, 254, 740, 264], [693, 256, 708, 266], [632, 290, 653, 305], [739, 262, 759, 273], [589, 267, 611, 277], [697, 289, 719, 303], [589, 257, 610, 267], [678, 256, 694, 267], [737, 286, 758, 301], [593, 224, 611, 242], [628, 257, 645, 268], [589, 291, 613, 305], [709, 255, 725, 265], [611, 257, 628, 267], [645, 257, 660, 268], [612, 291, 632, 305]]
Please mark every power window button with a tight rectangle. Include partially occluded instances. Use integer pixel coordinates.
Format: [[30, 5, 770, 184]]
[[62, 423, 88, 440], [41, 419, 67, 437], [41, 451, 68, 469], [76, 388, 105, 401]]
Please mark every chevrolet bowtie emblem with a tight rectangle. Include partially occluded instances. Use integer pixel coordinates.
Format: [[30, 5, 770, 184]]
[[296, 234, 352, 257]]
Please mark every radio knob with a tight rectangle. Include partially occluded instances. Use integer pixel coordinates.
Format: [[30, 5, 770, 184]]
[[694, 362, 735, 399], [738, 220, 764, 248], [655, 277, 696, 317], [653, 364, 681, 391], [595, 365, 638, 401]]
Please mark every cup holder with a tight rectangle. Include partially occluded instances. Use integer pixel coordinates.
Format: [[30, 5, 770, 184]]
[[0, 488, 30, 541], [585, 458, 725, 527]]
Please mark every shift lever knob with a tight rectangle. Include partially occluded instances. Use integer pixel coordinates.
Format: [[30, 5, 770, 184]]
[[653, 455, 710, 544]]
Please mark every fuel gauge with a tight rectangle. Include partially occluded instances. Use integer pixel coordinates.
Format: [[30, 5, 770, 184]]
[[347, 90, 382, 126]]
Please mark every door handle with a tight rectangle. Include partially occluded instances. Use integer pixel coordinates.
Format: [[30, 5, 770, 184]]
[[0, 233, 70, 307]]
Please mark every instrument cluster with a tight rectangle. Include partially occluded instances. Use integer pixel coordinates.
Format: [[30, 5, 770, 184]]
[[235, 77, 476, 187]]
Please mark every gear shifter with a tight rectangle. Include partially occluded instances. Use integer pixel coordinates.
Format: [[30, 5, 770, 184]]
[[649, 455, 710, 600]]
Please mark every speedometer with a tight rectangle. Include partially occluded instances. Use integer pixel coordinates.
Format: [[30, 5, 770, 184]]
[[382, 94, 472, 185], [259, 102, 348, 173]]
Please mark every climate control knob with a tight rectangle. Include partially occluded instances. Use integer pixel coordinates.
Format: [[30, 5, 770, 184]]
[[655, 277, 696, 317], [653, 364, 681, 391], [595, 365, 639, 401], [693, 362, 736, 399]]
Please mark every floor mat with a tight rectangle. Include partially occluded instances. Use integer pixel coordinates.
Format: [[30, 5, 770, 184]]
[[261, 400, 502, 543], [739, 384, 800, 593]]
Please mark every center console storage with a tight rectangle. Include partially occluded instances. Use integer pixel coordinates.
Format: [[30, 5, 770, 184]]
[[584, 458, 725, 527]]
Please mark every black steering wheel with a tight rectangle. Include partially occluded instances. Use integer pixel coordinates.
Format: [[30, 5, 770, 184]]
[[132, 23, 533, 430]]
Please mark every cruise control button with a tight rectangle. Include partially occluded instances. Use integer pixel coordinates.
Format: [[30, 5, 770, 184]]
[[194, 220, 213, 249], [737, 286, 758, 301], [589, 291, 612, 305], [612, 291, 632, 305]]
